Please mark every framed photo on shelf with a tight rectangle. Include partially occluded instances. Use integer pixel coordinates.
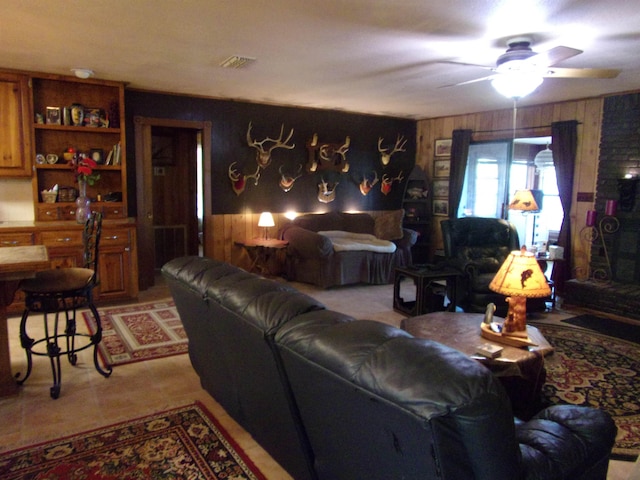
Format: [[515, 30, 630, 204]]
[[433, 199, 449, 216], [434, 138, 452, 157], [46, 106, 61, 125], [433, 159, 450, 177], [433, 179, 449, 198], [90, 148, 104, 164]]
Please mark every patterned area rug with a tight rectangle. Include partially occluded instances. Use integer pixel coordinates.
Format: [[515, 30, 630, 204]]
[[83, 299, 187, 366], [534, 323, 640, 459], [0, 402, 266, 480]]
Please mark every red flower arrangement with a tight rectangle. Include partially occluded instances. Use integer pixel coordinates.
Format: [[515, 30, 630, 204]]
[[68, 148, 100, 185]]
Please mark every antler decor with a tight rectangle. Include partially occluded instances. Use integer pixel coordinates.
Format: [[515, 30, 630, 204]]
[[380, 171, 404, 195], [278, 164, 303, 192], [378, 135, 407, 166], [246, 122, 295, 168], [306, 134, 351, 173], [228, 162, 261, 195], [358, 171, 379, 196], [317, 177, 339, 203]]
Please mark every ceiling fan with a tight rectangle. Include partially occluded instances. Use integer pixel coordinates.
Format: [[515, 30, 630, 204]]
[[444, 37, 621, 97]]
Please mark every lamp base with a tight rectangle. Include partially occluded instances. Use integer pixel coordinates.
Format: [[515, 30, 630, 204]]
[[480, 322, 538, 348], [502, 296, 528, 338]]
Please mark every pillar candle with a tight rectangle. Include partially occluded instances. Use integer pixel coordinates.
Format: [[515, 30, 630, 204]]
[[605, 199, 617, 216], [586, 210, 597, 226]]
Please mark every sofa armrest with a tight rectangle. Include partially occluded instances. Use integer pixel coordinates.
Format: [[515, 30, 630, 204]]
[[393, 228, 418, 249], [282, 226, 334, 259]]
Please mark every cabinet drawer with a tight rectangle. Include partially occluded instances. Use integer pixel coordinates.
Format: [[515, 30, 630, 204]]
[[101, 229, 130, 247], [102, 204, 126, 219], [40, 230, 83, 247], [36, 205, 61, 221], [0, 232, 35, 247]]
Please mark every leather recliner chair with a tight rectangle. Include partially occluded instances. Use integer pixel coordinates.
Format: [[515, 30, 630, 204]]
[[441, 217, 520, 315]]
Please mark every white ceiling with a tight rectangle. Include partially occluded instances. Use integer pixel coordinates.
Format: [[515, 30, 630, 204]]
[[2, 0, 639, 119]]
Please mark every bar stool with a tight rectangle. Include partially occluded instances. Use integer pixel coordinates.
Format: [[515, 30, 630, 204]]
[[16, 212, 112, 398]]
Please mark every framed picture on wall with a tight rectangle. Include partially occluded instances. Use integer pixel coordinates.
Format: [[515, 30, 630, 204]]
[[434, 139, 452, 157], [433, 199, 449, 216], [433, 179, 449, 197], [433, 159, 450, 177]]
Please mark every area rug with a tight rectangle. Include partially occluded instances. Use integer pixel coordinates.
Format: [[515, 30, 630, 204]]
[[534, 323, 640, 460], [562, 314, 640, 344], [83, 299, 188, 366], [0, 402, 266, 479]]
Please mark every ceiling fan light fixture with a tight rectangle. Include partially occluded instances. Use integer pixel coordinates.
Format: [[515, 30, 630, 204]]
[[491, 73, 543, 99], [71, 68, 94, 79]]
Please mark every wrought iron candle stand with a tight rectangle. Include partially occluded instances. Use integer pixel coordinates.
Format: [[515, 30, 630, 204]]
[[580, 214, 619, 283]]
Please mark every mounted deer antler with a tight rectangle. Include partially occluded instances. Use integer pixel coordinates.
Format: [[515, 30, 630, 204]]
[[358, 171, 379, 196], [228, 162, 261, 196], [318, 137, 350, 172], [378, 135, 407, 166], [278, 164, 303, 192], [380, 170, 404, 195], [247, 122, 295, 168], [317, 177, 339, 203]]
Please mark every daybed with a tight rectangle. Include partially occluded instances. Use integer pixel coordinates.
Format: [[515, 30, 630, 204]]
[[162, 256, 617, 480], [280, 211, 417, 288]]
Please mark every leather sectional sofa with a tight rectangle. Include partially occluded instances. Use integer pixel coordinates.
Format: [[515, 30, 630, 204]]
[[162, 256, 616, 480], [280, 211, 417, 288]]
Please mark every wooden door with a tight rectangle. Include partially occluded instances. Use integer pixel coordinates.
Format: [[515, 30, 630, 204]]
[[0, 72, 31, 177]]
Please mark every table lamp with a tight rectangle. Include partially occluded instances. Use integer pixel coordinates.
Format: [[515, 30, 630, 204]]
[[508, 189, 539, 212], [489, 246, 551, 338], [258, 212, 275, 239]]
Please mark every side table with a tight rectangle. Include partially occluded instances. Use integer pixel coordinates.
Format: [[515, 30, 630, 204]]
[[393, 264, 462, 316], [401, 312, 552, 419], [235, 238, 288, 276]]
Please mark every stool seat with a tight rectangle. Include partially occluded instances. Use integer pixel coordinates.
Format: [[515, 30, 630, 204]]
[[20, 268, 94, 294]]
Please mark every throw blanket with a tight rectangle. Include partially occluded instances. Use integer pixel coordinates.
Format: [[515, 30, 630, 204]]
[[318, 230, 397, 253]]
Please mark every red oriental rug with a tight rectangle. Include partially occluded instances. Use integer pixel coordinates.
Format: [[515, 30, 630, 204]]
[[83, 299, 188, 366], [0, 402, 266, 480]]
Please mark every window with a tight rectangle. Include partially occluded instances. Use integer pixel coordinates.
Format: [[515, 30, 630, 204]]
[[457, 137, 563, 250]]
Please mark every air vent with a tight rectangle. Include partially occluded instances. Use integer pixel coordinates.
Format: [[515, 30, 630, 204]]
[[219, 55, 256, 69]]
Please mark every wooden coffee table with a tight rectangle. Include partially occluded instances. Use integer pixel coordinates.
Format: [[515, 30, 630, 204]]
[[401, 311, 553, 419]]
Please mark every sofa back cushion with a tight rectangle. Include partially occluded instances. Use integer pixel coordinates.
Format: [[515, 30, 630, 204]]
[[293, 212, 375, 235]]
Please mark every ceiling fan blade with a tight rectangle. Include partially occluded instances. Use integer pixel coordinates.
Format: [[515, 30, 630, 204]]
[[439, 74, 496, 88], [525, 46, 583, 68], [437, 60, 494, 71], [542, 67, 621, 79]]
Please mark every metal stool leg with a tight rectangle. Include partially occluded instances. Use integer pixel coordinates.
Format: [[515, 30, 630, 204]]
[[87, 302, 112, 378], [15, 308, 34, 385]]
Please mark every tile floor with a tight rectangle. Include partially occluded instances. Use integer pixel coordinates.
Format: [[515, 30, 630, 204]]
[[0, 278, 638, 479]]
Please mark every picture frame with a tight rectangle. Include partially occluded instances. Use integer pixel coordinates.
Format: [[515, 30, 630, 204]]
[[433, 199, 449, 216], [90, 148, 104, 164], [434, 138, 452, 157], [46, 106, 61, 125], [433, 179, 449, 198], [433, 159, 450, 178]]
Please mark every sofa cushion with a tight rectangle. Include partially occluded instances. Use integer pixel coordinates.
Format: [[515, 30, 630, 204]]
[[374, 209, 404, 241]]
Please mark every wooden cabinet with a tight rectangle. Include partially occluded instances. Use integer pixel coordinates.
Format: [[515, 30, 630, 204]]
[[402, 166, 431, 264], [30, 73, 127, 220], [0, 72, 31, 177], [96, 227, 136, 301]]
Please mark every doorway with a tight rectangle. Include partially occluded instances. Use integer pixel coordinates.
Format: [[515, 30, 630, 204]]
[[134, 117, 212, 290]]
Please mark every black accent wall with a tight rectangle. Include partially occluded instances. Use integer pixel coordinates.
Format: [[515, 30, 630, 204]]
[[125, 90, 416, 215]]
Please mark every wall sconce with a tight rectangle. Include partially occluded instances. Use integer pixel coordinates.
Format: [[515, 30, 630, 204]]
[[258, 212, 275, 239]]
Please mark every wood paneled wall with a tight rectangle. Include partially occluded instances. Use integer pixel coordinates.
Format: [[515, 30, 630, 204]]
[[416, 97, 605, 277]]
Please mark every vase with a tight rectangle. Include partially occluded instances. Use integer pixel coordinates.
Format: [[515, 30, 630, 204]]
[[75, 180, 91, 224]]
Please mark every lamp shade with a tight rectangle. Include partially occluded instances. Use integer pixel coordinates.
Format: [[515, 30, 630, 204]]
[[508, 189, 539, 212], [258, 211, 275, 228], [489, 248, 551, 298]]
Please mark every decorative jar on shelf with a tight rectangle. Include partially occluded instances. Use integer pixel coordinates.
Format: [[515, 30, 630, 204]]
[[75, 180, 91, 224]]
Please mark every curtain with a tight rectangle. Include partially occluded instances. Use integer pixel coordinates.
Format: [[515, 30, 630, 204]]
[[551, 120, 578, 294], [449, 129, 472, 218]]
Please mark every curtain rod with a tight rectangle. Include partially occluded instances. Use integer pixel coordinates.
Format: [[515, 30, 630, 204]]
[[473, 122, 582, 135]]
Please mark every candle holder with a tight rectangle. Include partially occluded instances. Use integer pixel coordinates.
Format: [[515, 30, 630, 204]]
[[580, 214, 619, 283]]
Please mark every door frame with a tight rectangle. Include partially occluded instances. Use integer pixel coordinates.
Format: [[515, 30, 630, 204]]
[[134, 116, 212, 290]]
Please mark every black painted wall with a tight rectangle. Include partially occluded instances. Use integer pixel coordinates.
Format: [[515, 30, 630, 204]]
[[125, 90, 416, 215]]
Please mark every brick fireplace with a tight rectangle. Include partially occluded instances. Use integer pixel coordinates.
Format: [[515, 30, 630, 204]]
[[565, 92, 640, 319]]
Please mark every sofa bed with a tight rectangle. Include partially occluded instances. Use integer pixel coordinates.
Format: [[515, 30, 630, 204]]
[[162, 256, 616, 480], [280, 210, 417, 288]]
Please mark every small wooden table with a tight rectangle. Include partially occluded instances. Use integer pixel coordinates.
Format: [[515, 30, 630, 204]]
[[401, 312, 553, 418], [235, 238, 288, 276], [0, 245, 49, 397], [393, 264, 462, 316]]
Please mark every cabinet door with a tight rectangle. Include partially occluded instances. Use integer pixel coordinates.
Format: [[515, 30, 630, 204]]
[[0, 73, 31, 177], [96, 246, 131, 300]]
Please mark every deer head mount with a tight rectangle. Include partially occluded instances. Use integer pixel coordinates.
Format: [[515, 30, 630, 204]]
[[378, 135, 407, 166], [358, 171, 379, 196], [306, 134, 350, 173], [380, 171, 404, 196], [278, 164, 303, 192], [246, 122, 295, 168], [228, 162, 261, 196], [317, 177, 339, 203]]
